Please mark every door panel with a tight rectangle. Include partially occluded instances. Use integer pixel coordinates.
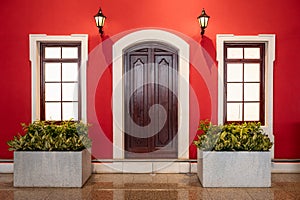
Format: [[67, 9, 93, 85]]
[[124, 43, 178, 159]]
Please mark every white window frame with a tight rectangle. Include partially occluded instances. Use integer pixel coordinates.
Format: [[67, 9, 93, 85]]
[[29, 34, 88, 122], [217, 34, 275, 157]]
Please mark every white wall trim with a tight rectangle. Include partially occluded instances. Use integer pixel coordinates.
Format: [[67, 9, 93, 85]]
[[272, 162, 300, 173], [112, 29, 190, 159], [2, 162, 299, 174], [0, 163, 13, 173], [216, 34, 276, 158], [95, 162, 300, 173], [29, 34, 88, 122]]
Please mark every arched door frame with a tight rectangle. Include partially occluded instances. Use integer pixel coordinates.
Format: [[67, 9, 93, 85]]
[[112, 29, 190, 159]]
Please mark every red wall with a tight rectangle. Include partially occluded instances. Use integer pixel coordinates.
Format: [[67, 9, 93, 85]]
[[1, 0, 299, 159]]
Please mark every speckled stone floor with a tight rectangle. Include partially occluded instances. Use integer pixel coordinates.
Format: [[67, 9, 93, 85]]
[[0, 173, 299, 200]]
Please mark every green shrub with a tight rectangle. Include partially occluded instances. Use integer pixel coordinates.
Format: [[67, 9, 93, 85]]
[[194, 120, 273, 151], [7, 120, 92, 151]]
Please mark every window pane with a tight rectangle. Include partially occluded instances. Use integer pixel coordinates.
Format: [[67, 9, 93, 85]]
[[62, 83, 78, 101], [227, 63, 243, 82], [244, 48, 260, 59], [62, 102, 78, 120], [62, 47, 78, 59], [62, 63, 78, 81], [244, 83, 260, 101], [45, 103, 61, 120], [227, 48, 243, 59], [45, 83, 61, 101], [227, 103, 242, 121], [244, 64, 260, 82], [45, 63, 61, 82], [227, 83, 243, 101], [244, 103, 260, 121], [45, 47, 61, 59]]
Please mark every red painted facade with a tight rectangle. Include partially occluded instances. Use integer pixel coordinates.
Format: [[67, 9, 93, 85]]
[[0, 0, 299, 159]]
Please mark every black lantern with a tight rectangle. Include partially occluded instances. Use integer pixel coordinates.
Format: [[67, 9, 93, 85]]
[[94, 8, 106, 37], [197, 8, 210, 37]]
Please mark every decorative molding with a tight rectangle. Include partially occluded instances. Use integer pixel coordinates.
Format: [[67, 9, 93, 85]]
[[29, 34, 88, 122], [112, 29, 190, 159]]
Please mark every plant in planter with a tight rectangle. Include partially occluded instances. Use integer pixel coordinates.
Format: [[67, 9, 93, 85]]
[[7, 120, 92, 187], [194, 120, 273, 187]]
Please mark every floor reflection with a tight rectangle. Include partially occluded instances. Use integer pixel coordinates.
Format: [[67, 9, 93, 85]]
[[0, 173, 299, 199]]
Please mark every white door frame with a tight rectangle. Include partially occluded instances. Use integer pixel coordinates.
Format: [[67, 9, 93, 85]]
[[112, 29, 190, 159]]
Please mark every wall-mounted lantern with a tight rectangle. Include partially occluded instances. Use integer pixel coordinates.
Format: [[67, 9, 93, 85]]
[[94, 8, 106, 37], [197, 8, 210, 37]]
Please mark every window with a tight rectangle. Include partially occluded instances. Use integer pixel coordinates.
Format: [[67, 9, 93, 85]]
[[40, 43, 81, 121], [224, 43, 265, 124], [30, 34, 88, 123], [216, 34, 275, 157]]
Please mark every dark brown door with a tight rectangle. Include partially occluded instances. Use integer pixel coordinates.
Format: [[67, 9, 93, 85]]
[[124, 43, 178, 159]]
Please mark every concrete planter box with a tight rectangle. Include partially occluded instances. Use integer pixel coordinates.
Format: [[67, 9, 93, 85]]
[[197, 149, 271, 187], [14, 149, 91, 187]]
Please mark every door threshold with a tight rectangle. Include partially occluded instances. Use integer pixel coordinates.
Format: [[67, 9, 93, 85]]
[[92, 159, 196, 162], [92, 160, 197, 173]]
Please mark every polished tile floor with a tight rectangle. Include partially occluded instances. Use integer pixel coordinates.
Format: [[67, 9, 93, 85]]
[[0, 173, 299, 200]]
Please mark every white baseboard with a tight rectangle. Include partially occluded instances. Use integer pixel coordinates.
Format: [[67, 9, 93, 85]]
[[0, 163, 13, 173], [272, 162, 300, 173], [1, 162, 299, 174]]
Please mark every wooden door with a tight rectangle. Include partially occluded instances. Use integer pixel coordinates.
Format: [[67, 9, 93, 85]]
[[124, 43, 178, 159]]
